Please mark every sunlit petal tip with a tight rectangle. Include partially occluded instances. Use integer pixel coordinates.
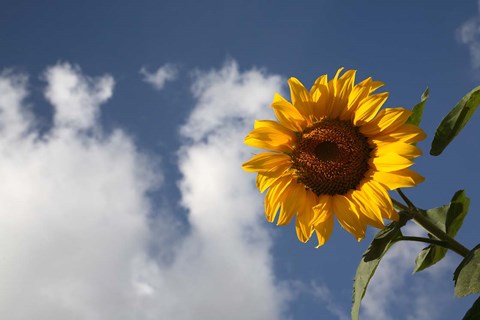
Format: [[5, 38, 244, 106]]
[[405, 172, 425, 186], [353, 92, 389, 125], [387, 209, 399, 221], [372, 169, 425, 190], [369, 81, 385, 92], [295, 221, 314, 243], [313, 212, 334, 247], [334, 67, 345, 79]]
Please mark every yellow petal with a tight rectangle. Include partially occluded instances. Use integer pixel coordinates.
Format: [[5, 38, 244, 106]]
[[277, 183, 305, 226], [353, 92, 389, 125], [341, 85, 370, 120], [245, 120, 296, 152], [242, 152, 291, 172], [373, 124, 426, 144], [373, 141, 423, 159], [264, 175, 293, 222], [358, 180, 397, 221], [372, 168, 425, 190], [271, 92, 308, 132], [314, 213, 334, 247], [360, 108, 412, 136], [355, 77, 384, 93], [310, 74, 328, 101], [312, 194, 332, 225], [371, 153, 414, 172], [332, 195, 366, 241], [337, 70, 357, 100], [350, 188, 384, 229], [288, 77, 314, 118], [255, 164, 291, 192], [368, 80, 385, 93], [312, 84, 330, 119], [327, 69, 357, 119], [295, 190, 317, 242], [256, 173, 276, 193]]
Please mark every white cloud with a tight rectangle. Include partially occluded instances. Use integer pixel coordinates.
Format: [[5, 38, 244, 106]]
[[0, 61, 292, 320], [0, 64, 158, 320], [140, 64, 178, 90], [169, 60, 288, 319], [0, 70, 33, 140], [457, 1, 480, 70], [45, 63, 114, 130], [182, 61, 274, 140]]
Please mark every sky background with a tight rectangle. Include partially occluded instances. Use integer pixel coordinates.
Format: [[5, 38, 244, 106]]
[[1, 1, 480, 319]]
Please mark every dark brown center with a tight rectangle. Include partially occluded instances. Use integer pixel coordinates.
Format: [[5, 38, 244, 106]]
[[291, 119, 372, 196]]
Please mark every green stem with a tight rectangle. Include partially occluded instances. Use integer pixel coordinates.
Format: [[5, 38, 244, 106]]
[[398, 236, 449, 247], [391, 198, 409, 212], [396, 189, 470, 258]]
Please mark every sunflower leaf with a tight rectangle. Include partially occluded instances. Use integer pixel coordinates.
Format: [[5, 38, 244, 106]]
[[407, 87, 429, 127], [445, 190, 470, 237], [454, 245, 480, 297], [414, 243, 448, 272], [413, 190, 470, 272], [462, 295, 480, 320], [352, 222, 402, 320], [430, 86, 480, 156]]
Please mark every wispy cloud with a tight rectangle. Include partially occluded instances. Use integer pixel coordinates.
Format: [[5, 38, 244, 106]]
[[140, 64, 178, 90], [311, 282, 349, 320], [457, 0, 480, 70], [361, 224, 455, 320]]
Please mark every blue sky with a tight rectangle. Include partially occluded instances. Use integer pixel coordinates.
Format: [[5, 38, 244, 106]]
[[1, 1, 480, 319]]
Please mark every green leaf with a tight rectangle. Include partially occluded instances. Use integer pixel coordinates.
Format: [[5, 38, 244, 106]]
[[417, 207, 447, 232], [407, 87, 429, 127], [352, 222, 402, 320], [413, 190, 470, 272], [414, 243, 448, 272], [446, 190, 470, 237], [416, 190, 469, 236], [430, 86, 480, 156], [463, 296, 480, 320], [455, 245, 480, 297]]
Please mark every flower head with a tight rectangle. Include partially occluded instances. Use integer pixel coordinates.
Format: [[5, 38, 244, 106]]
[[242, 68, 425, 247]]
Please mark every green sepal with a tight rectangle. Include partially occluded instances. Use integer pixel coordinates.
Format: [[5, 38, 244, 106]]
[[462, 296, 480, 320], [407, 87, 429, 127], [351, 222, 403, 320], [430, 86, 480, 156], [414, 190, 470, 272], [454, 245, 480, 297]]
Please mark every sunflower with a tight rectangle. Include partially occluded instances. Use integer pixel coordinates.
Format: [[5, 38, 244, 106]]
[[242, 68, 425, 247]]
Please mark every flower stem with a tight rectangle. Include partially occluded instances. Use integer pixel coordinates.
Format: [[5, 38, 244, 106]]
[[398, 236, 449, 247], [395, 189, 470, 258]]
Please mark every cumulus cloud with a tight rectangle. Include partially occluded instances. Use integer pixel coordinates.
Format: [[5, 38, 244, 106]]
[[170, 60, 288, 319], [457, 0, 480, 70], [0, 64, 158, 320], [44, 64, 114, 129], [0, 61, 291, 320], [140, 64, 178, 90]]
